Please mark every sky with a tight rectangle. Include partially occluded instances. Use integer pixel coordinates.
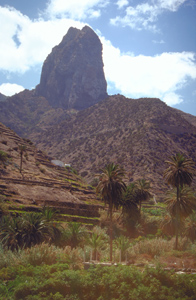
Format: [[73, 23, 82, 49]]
[[0, 0, 196, 115]]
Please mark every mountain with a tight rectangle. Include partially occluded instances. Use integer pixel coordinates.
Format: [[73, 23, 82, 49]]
[[0, 122, 100, 222], [0, 26, 196, 200], [35, 26, 108, 109], [34, 95, 196, 198], [0, 89, 70, 137], [0, 92, 6, 102], [0, 26, 108, 137]]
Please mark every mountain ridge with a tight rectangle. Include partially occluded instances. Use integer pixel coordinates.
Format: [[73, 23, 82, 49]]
[[33, 94, 196, 198]]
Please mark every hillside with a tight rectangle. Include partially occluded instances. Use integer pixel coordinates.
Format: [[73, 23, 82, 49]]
[[33, 95, 196, 198], [0, 25, 196, 201], [0, 122, 100, 223]]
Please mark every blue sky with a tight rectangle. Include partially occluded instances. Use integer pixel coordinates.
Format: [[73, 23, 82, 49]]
[[0, 0, 196, 115]]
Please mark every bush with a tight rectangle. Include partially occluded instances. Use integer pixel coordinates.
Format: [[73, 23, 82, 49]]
[[132, 238, 174, 257], [0, 150, 8, 163]]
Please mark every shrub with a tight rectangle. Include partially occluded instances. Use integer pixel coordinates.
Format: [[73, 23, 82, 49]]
[[23, 243, 58, 266], [132, 238, 174, 257], [0, 150, 8, 163]]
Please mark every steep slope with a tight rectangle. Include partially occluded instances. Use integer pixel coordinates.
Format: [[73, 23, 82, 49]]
[[36, 25, 108, 109], [0, 89, 70, 137], [0, 122, 100, 221], [0, 26, 107, 137], [34, 95, 196, 197]]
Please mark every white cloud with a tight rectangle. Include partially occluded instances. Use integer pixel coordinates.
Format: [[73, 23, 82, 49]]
[[0, 4, 195, 108], [0, 83, 25, 96], [110, 0, 188, 30], [101, 36, 196, 105], [0, 6, 84, 73], [45, 0, 108, 20], [116, 0, 129, 9]]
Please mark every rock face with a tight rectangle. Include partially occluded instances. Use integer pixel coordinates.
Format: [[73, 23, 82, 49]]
[[0, 92, 6, 101], [36, 26, 108, 110]]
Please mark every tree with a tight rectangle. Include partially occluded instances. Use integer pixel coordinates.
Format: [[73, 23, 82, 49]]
[[115, 235, 130, 263], [0, 215, 23, 250], [88, 227, 108, 261], [120, 183, 140, 234], [96, 163, 126, 261], [135, 179, 151, 212], [163, 153, 195, 249], [41, 206, 62, 245], [65, 222, 87, 249], [18, 144, 27, 173], [21, 212, 50, 248], [185, 210, 196, 243]]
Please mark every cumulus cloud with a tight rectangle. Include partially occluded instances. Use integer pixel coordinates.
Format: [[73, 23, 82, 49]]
[[101, 37, 196, 105], [110, 0, 188, 30], [0, 83, 25, 96], [116, 0, 129, 9], [0, 6, 84, 73], [45, 0, 108, 19], [0, 3, 195, 107]]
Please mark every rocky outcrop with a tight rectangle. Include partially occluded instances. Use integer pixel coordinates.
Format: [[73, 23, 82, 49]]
[[0, 92, 6, 101], [36, 26, 108, 110]]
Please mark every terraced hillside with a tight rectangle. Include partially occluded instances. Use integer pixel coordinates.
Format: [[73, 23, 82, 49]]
[[0, 122, 101, 225]]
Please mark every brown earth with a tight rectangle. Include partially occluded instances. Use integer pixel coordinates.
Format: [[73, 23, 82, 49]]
[[33, 95, 196, 199], [0, 122, 101, 223]]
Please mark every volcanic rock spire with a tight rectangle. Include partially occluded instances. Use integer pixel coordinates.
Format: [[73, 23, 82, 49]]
[[36, 26, 108, 110]]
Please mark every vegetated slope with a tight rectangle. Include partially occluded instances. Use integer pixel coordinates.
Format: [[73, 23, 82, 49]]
[[35, 95, 196, 198], [0, 122, 100, 220], [0, 89, 71, 138]]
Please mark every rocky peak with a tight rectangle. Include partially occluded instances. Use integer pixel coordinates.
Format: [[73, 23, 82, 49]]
[[36, 26, 108, 110], [0, 92, 7, 101]]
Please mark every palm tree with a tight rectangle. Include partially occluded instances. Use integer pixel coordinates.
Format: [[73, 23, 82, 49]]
[[163, 153, 195, 249], [96, 163, 126, 261], [115, 235, 130, 263], [65, 222, 87, 249], [120, 183, 140, 232], [185, 210, 196, 243], [21, 212, 50, 248], [135, 179, 151, 212], [41, 206, 62, 245], [0, 215, 23, 250], [88, 226, 108, 261], [18, 144, 27, 173]]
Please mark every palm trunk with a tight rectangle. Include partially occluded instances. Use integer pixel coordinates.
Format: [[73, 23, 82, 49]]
[[109, 205, 113, 262], [175, 186, 180, 250], [20, 153, 23, 173]]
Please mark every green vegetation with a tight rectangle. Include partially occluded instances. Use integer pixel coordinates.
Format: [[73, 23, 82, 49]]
[[164, 153, 195, 249], [96, 163, 126, 261], [0, 150, 8, 164], [0, 245, 196, 300], [18, 144, 27, 173], [0, 153, 196, 298]]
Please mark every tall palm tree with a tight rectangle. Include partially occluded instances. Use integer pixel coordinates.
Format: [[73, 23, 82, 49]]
[[96, 163, 126, 261], [18, 144, 27, 173], [135, 179, 151, 212], [163, 153, 195, 249], [120, 183, 140, 231]]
